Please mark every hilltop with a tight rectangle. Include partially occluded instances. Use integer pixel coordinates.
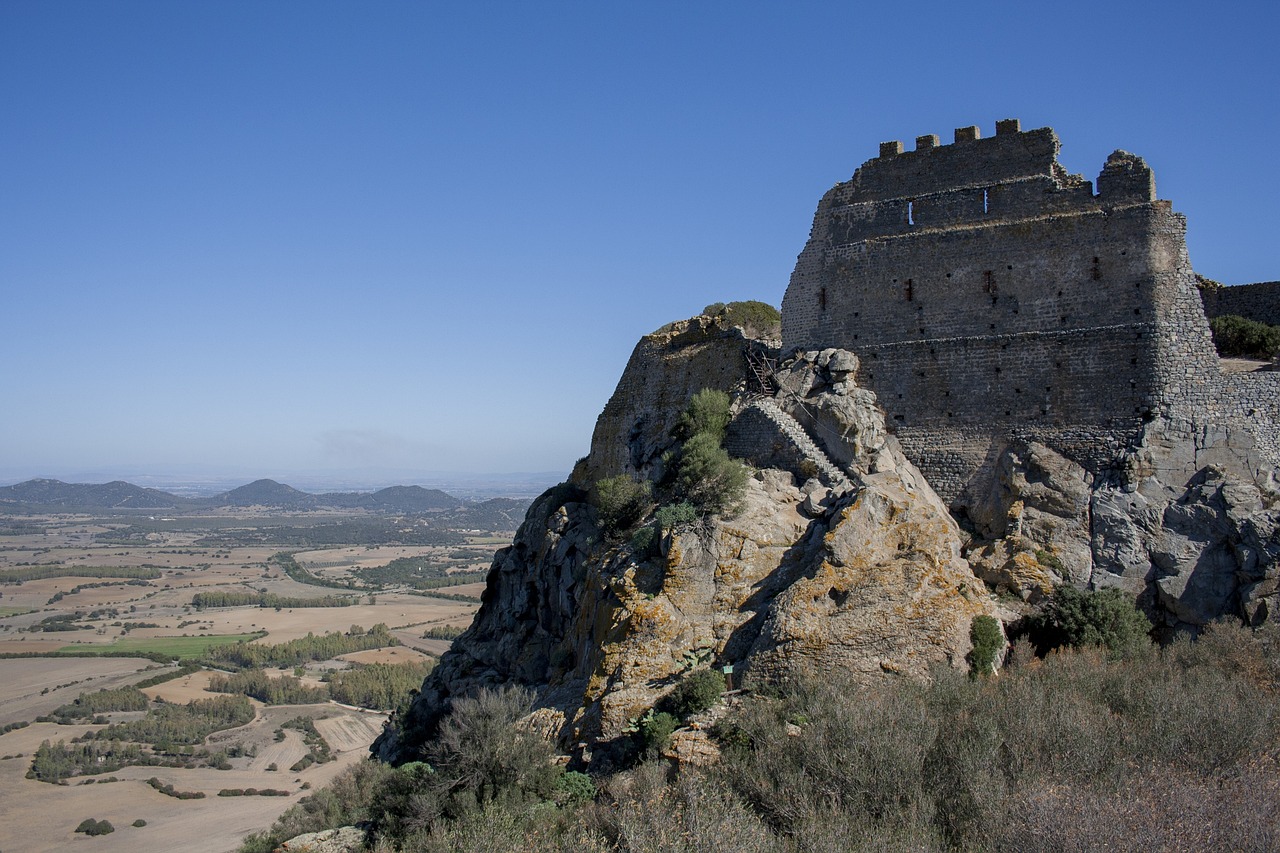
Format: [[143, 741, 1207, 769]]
[[379, 121, 1280, 766]]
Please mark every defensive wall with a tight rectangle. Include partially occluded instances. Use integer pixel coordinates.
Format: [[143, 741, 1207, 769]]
[[781, 119, 1279, 503], [1200, 280, 1280, 327]]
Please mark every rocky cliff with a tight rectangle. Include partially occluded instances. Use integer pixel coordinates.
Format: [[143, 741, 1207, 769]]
[[375, 315, 997, 765], [961, 419, 1280, 633], [377, 303, 1280, 767]]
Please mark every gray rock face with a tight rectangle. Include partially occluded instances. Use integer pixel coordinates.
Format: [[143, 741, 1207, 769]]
[[964, 441, 1094, 597], [275, 826, 365, 853], [376, 334, 997, 765], [378, 309, 1278, 771], [963, 419, 1280, 633]]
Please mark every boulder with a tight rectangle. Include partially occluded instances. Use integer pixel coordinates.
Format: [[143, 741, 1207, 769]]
[[275, 827, 365, 853]]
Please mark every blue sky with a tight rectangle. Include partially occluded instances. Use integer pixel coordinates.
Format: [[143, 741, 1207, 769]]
[[2, 1, 1277, 486]]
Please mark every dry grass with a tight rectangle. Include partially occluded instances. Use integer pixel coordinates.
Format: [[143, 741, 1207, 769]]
[[0, 658, 156, 726], [338, 646, 433, 666]]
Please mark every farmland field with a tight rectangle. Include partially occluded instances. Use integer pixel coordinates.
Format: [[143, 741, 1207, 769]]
[[55, 632, 267, 659], [0, 504, 517, 852]]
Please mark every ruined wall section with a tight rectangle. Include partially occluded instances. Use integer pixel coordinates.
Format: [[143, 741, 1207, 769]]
[[781, 120, 1230, 501], [1200, 280, 1280, 327]]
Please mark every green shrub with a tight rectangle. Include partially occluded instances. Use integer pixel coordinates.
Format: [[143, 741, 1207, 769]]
[[75, 818, 115, 835], [676, 389, 733, 443], [664, 668, 726, 716], [554, 770, 597, 805], [1034, 548, 1065, 574], [132, 819, 147, 827], [638, 711, 679, 754], [968, 615, 1004, 676], [704, 300, 782, 339], [428, 686, 560, 806], [1209, 314, 1280, 359], [628, 525, 657, 555], [591, 475, 653, 539], [1031, 586, 1153, 659], [677, 433, 748, 515], [654, 501, 698, 530]]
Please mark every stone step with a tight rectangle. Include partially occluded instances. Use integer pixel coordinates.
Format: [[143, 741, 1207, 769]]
[[750, 399, 853, 491]]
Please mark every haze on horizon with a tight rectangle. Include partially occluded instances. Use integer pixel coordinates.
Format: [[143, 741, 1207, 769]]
[[3, 1, 1277, 485]]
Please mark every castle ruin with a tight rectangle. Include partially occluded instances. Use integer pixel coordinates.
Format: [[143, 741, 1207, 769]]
[[781, 119, 1280, 505]]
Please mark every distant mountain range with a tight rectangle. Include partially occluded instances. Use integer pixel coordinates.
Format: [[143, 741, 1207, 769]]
[[0, 477, 472, 514]]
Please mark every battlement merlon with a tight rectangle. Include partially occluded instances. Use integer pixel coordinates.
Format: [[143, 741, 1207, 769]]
[[849, 120, 1155, 208]]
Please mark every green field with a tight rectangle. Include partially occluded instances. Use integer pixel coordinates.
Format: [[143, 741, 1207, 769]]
[[0, 606, 36, 617], [57, 632, 267, 660]]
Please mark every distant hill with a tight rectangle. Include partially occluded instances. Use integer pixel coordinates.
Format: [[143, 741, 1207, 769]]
[[357, 486, 461, 512], [454, 498, 532, 529], [0, 477, 472, 515], [0, 478, 194, 511], [215, 479, 316, 508]]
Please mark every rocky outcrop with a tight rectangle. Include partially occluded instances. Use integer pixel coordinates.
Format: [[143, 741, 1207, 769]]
[[275, 826, 365, 853], [960, 422, 1280, 634], [377, 306, 1279, 768], [572, 316, 759, 486], [375, 321, 998, 766]]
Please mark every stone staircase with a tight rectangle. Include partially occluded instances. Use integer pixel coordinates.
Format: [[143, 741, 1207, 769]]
[[748, 398, 853, 492]]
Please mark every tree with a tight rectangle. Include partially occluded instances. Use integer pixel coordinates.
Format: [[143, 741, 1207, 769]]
[[428, 686, 559, 806], [677, 433, 747, 515], [676, 389, 733, 443], [1209, 314, 1280, 359], [592, 475, 653, 539], [967, 615, 1004, 676], [1031, 586, 1152, 659]]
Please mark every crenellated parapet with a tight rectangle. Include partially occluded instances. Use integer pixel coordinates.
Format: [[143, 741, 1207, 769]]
[[814, 119, 1156, 249]]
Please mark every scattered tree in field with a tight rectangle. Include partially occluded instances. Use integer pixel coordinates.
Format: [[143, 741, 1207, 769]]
[[75, 818, 114, 836]]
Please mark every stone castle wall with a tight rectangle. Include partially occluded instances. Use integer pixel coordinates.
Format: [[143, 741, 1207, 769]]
[[781, 119, 1272, 502], [1200, 280, 1280, 327]]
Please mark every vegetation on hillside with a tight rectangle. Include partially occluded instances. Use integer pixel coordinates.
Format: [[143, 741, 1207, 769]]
[[700, 300, 782, 339], [590, 475, 654, 541], [1025, 585, 1153, 659], [588, 388, 748, 551], [240, 615, 1280, 852], [667, 389, 747, 517]]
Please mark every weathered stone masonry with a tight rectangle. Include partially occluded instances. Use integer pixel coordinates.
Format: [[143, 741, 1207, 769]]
[[782, 119, 1279, 503], [1200, 280, 1280, 327]]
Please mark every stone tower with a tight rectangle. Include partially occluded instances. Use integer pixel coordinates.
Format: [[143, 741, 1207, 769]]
[[781, 119, 1276, 504]]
